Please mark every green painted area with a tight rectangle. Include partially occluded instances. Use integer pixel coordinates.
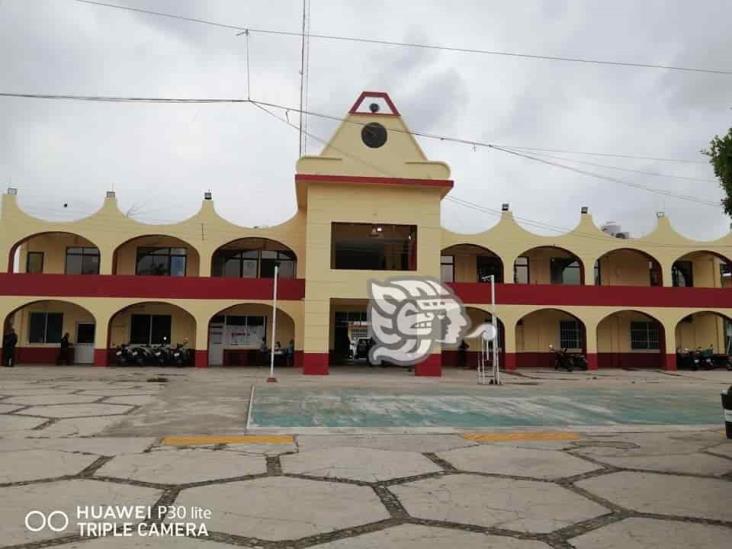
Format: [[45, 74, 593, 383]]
[[250, 385, 723, 428]]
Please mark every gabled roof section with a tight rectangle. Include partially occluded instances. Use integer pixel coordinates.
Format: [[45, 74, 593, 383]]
[[295, 91, 452, 207]]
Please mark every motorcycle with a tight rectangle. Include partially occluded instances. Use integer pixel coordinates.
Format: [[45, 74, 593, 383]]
[[112, 343, 133, 366], [172, 339, 190, 367], [129, 345, 154, 366], [549, 345, 588, 372]]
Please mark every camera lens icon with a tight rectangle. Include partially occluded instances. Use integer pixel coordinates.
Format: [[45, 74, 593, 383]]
[[25, 510, 69, 533]]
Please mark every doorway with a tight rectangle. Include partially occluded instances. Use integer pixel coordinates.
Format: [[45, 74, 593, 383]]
[[208, 320, 225, 366], [75, 322, 95, 364]]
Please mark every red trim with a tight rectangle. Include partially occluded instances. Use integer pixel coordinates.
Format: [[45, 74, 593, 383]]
[[295, 173, 453, 190], [597, 352, 662, 369], [294, 350, 303, 368], [194, 350, 208, 368], [93, 348, 107, 367], [14, 347, 58, 364], [663, 354, 677, 371], [0, 273, 305, 300], [415, 354, 441, 377], [504, 352, 517, 371], [450, 282, 732, 309], [348, 91, 400, 116], [303, 352, 329, 375], [586, 353, 599, 371]]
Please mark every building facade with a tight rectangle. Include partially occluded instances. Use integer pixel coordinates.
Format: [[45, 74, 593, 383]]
[[1, 91, 731, 375]]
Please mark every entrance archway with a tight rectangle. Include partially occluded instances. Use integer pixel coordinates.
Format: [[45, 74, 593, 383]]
[[597, 310, 665, 368], [207, 304, 296, 367], [2, 300, 96, 365], [442, 307, 505, 369], [515, 308, 586, 367]]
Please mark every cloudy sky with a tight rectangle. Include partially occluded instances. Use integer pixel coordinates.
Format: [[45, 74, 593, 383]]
[[1, 0, 731, 240]]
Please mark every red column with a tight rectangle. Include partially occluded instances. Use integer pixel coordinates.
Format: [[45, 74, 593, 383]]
[[303, 352, 329, 375], [663, 353, 677, 371], [586, 353, 599, 370], [294, 350, 304, 368], [93, 349, 108, 367], [415, 354, 442, 376], [194, 350, 208, 368], [504, 352, 517, 371]]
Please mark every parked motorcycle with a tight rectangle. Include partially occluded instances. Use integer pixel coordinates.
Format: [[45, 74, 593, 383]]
[[549, 345, 588, 372], [112, 343, 133, 366], [172, 339, 190, 367]]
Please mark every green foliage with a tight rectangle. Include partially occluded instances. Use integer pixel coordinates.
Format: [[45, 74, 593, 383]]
[[703, 128, 732, 216]]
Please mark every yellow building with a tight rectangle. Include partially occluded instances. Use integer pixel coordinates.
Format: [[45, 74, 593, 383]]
[[1, 91, 731, 375]]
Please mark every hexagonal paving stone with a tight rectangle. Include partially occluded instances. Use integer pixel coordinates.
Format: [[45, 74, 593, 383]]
[[569, 517, 732, 549], [313, 524, 552, 548], [437, 445, 600, 480], [0, 449, 99, 483], [103, 395, 157, 406], [391, 474, 608, 533], [15, 403, 133, 418], [5, 394, 102, 405], [0, 414, 47, 432], [0, 403, 23, 413], [282, 447, 442, 482], [576, 471, 732, 522], [28, 416, 124, 437], [0, 479, 161, 546], [706, 442, 732, 459], [584, 452, 732, 476], [96, 449, 266, 484], [176, 477, 390, 540]]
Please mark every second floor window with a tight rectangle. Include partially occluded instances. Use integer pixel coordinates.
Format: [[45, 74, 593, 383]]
[[26, 251, 44, 274], [213, 249, 296, 279], [440, 255, 454, 282], [672, 261, 693, 287], [136, 247, 187, 277], [66, 247, 100, 275], [551, 258, 582, 285], [477, 256, 502, 283], [514, 256, 529, 284]]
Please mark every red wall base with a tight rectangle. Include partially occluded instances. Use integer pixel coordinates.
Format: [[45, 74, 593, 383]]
[[586, 353, 599, 370], [597, 352, 663, 369], [303, 352, 329, 375], [663, 353, 677, 371], [194, 350, 208, 368], [504, 352, 517, 371], [94, 349, 108, 367], [415, 354, 441, 377]]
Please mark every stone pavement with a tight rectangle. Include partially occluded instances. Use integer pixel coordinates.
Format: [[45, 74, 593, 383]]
[[0, 366, 731, 548]]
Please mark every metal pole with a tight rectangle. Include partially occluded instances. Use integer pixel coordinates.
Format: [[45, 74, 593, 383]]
[[267, 264, 279, 382], [491, 275, 500, 384]]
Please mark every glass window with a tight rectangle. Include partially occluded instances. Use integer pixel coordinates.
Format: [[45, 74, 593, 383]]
[[26, 252, 44, 274], [28, 312, 63, 343], [130, 314, 171, 345], [630, 321, 660, 350], [212, 246, 296, 279], [65, 247, 100, 275], [672, 261, 693, 287], [331, 223, 417, 271], [559, 320, 581, 349], [594, 260, 602, 286], [76, 323, 95, 344], [514, 256, 529, 284], [551, 258, 581, 285], [477, 256, 502, 283], [440, 255, 454, 283], [649, 261, 662, 286], [136, 247, 187, 277]]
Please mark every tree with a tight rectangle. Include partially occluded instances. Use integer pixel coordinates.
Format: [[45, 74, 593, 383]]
[[703, 128, 732, 216]]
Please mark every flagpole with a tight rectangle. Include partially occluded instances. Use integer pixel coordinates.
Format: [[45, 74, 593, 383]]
[[267, 263, 279, 383]]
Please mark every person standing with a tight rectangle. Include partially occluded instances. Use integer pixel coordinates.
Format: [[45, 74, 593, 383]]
[[3, 328, 18, 367], [57, 332, 72, 365], [458, 339, 469, 369]]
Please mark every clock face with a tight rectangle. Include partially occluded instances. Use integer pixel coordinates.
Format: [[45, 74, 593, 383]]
[[361, 122, 388, 148]]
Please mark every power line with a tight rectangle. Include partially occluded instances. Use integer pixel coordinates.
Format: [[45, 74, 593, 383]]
[[0, 91, 717, 204], [71, 0, 732, 76], [2, 92, 707, 165]]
